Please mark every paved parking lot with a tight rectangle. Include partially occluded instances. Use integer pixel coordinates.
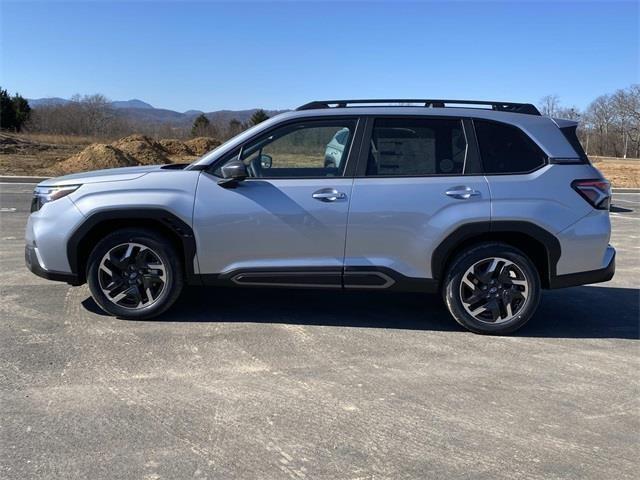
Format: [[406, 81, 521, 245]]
[[1, 183, 638, 479]]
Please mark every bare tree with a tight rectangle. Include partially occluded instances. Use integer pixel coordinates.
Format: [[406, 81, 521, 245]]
[[539, 94, 560, 117], [612, 85, 640, 157], [585, 95, 618, 156]]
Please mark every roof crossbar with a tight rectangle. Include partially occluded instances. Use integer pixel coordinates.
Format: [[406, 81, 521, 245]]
[[296, 99, 541, 116]]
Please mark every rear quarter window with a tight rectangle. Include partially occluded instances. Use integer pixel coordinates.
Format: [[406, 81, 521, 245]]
[[474, 120, 547, 174], [560, 125, 589, 163]]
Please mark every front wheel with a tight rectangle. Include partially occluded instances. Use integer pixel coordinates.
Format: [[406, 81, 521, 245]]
[[443, 243, 541, 335], [87, 228, 184, 319]]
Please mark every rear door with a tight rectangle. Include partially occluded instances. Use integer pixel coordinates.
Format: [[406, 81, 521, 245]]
[[344, 116, 491, 288], [193, 117, 362, 287]]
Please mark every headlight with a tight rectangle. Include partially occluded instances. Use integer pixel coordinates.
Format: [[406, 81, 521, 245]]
[[31, 185, 81, 212]]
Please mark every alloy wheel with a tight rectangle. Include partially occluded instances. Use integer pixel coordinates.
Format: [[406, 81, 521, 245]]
[[459, 257, 529, 324], [98, 242, 167, 309]]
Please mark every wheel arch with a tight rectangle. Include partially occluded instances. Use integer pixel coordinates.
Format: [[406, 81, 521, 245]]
[[432, 221, 561, 289], [68, 209, 198, 285]]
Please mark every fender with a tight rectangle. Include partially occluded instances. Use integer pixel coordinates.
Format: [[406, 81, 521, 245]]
[[67, 209, 199, 285], [431, 221, 561, 286]]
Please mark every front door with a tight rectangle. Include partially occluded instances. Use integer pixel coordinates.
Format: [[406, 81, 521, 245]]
[[193, 117, 361, 287]]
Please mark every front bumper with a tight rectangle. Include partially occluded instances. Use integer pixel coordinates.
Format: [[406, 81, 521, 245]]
[[25, 244, 80, 285], [549, 245, 615, 289]]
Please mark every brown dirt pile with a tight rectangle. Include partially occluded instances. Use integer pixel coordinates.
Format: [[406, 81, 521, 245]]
[[112, 134, 170, 165], [185, 137, 221, 155], [52, 144, 137, 175], [158, 138, 194, 156]]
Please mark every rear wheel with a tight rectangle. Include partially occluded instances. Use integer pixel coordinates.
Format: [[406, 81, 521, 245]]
[[87, 228, 184, 319], [443, 243, 541, 334]]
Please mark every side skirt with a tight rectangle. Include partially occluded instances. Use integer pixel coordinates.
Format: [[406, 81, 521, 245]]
[[201, 266, 438, 293]]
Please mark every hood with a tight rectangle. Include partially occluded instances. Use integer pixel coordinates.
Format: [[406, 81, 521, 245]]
[[39, 165, 167, 187]]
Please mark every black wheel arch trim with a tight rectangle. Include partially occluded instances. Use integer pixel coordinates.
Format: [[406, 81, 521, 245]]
[[431, 221, 561, 288], [67, 208, 199, 285]]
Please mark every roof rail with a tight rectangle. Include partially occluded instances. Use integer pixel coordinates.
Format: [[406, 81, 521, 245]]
[[296, 99, 541, 116]]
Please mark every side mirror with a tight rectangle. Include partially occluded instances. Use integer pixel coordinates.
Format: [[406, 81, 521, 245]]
[[218, 160, 247, 187], [260, 154, 273, 169]]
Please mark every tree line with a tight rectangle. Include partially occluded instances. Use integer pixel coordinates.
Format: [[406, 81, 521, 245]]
[[538, 84, 640, 158], [15, 91, 270, 141], [2, 84, 638, 158], [189, 109, 269, 138]]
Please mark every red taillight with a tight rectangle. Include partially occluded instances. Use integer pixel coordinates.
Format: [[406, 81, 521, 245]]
[[572, 179, 611, 210]]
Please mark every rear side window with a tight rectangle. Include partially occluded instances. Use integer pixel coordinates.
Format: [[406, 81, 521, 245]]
[[474, 120, 546, 174], [560, 126, 589, 163], [366, 118, 467, 176]]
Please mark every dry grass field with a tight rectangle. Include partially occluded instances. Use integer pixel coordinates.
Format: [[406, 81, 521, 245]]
[[1, 133, 639, 187], [590, 156, 640, 189]]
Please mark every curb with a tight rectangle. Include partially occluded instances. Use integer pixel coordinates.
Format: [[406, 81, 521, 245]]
[[0, 175, 50, 183]]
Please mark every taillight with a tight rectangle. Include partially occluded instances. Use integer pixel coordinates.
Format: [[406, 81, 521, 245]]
[[572, 179, 611, 210]]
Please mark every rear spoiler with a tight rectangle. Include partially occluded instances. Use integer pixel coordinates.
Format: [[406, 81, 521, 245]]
[[551, 118, 579, 128]]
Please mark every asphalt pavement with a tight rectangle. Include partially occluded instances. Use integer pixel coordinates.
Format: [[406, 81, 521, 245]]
[[1, 183, 638, 479]]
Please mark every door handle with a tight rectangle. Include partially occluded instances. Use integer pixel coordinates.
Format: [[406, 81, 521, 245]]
[[312, 188, 347, 202], [445, 186, 481, 200]]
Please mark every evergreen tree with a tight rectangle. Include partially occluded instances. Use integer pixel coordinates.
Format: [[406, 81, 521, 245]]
[[12, 93, 31, 132], [250, 109, 269, 126], [0, 88, 16, 130], [191, 113, 210, 137], [0, 88, 32, 132]]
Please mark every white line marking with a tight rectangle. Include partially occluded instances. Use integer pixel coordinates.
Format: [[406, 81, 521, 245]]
[[0, 207, 17, 212], [611, 214, 640, 221], [0, 182, 39, 185], [612, 199, 640, 205]]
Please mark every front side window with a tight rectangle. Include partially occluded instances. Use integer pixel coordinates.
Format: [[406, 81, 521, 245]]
[[227, 120, 357, 178], [474, 120, 547, 174], [366, 118, 467, 176]]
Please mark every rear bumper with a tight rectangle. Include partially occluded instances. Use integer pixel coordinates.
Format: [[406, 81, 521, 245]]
[[549, 245, 615, 289], [25, 244, 80, 285]]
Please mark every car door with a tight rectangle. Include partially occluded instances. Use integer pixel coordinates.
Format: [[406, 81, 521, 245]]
[[343, 116, 491, 289], [194, 117, 362, 287]]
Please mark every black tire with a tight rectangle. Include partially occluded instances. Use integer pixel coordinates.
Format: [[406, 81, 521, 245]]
[[87, 228, 184, 319], [443, 242, 541, 335]]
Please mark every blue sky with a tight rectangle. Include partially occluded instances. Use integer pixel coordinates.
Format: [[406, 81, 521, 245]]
[[1, 0, 638, 112]]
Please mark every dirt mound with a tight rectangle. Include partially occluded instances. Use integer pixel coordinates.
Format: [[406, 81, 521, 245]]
[[158, 138, 194, 156], [113, 134, 169, 165], [52, 144, 136, 174], [185, 137, 221, 155]]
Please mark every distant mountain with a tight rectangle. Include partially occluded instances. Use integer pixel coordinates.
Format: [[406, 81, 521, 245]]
[[27, 97, 70, 107], [27, 97, 287, 126], [110, 99, 154, 109]]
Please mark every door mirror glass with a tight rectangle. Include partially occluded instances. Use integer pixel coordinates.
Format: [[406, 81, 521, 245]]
[[260, 154, 273, 169]]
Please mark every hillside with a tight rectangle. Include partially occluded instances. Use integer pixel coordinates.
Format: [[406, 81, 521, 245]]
[[27, 97, 288, 126]]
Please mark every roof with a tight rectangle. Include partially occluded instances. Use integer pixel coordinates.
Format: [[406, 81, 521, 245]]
[[296, 99, 541, 115]]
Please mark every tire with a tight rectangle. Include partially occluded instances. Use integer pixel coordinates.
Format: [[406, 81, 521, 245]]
[[443, 242, 541, 335], [87, 228, 184, 319]]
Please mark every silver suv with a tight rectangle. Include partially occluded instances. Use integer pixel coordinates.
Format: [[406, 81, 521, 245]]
[[25, 99, 615, 334]]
